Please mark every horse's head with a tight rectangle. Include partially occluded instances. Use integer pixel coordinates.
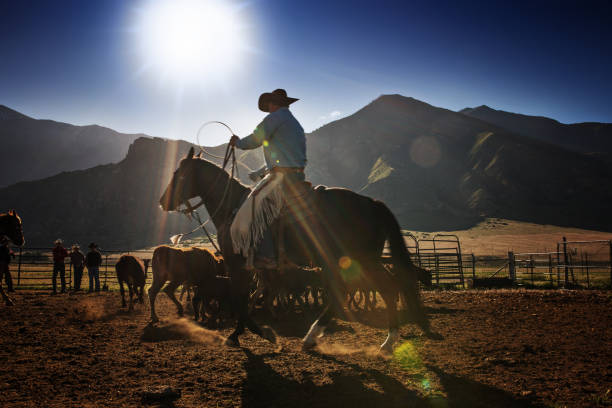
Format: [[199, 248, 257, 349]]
[[2, 210, 24, 246], [160, 146, 202, 212]]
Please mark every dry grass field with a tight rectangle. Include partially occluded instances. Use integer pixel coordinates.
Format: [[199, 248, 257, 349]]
[[1, 289, 610, 407], [406, 218, 612, 256]]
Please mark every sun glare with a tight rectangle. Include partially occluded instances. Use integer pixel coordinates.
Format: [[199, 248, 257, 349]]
[[134, 0, 249, 83]]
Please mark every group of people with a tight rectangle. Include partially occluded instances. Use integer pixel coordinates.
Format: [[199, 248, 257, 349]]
[[52, 239, 102, 294]]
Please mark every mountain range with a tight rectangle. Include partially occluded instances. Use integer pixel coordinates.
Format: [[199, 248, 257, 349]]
[[0, 105, 141, 187], [306, 95, 612, 231], [1, 95, 611, 248], [460, 105, 612, 161]]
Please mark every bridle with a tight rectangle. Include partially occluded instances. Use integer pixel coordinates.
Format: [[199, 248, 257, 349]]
[[171, 123, 245, 253]]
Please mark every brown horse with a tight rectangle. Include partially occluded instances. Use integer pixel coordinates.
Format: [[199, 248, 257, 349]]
[[0, 210, 24, 306], [115, 255, 149, 311], [148, 245, 223, 322], [159, 147, 431, 352]]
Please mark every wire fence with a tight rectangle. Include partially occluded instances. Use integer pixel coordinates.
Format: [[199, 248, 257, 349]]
[[3, 239, 611, 291], [6, 248, 156, 291]]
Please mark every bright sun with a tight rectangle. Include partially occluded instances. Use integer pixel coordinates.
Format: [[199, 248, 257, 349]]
[[134, 0, 248, 83]]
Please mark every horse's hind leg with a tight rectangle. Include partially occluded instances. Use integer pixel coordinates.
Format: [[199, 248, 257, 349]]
[[119, 280, 127, 307], [163, 281, 183, 317], [128, 283, 135, 312], [379, 290, 400, 353], [367, 262, 400, 353], [148, 278, 164, 322]]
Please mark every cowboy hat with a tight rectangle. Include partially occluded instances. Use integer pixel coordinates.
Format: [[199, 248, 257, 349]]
[[258, 89, 299, 112], [88, 242, 97, 249]]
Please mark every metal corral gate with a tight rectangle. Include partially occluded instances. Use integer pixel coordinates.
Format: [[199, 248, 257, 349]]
[[5, 247, 156, 290], [383, 233, 464, 287], [417, 234, 464, 287]]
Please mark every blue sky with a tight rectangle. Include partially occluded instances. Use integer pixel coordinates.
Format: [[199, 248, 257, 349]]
[[1, 0, 611, 146]]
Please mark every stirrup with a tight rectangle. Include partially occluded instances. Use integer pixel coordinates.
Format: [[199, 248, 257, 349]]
[[254, 257, 278, 270]]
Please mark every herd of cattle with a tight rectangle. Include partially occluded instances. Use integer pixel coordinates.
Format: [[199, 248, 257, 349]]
[[115, 245, 419, 326]]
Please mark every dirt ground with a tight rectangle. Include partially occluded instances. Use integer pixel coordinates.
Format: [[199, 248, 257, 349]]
[[0, 289, 610, 408]]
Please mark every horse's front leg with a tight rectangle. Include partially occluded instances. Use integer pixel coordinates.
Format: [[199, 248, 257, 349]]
[[303, 267, 341, 349]]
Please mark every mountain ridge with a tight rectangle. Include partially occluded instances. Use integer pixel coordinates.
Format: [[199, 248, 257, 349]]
[[2, 95, 612, 248]]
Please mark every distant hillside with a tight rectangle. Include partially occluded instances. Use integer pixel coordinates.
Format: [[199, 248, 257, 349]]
[[306, 95, 612, 231], [2, 95, 612, 249], [459, 105, 612, 160], [0, 105, 142, 187], [0, 137, 262, 249]]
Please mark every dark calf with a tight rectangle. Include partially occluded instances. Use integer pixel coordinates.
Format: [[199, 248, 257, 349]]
[[192, 273, 231, 326], [115, 255, 149, 311]]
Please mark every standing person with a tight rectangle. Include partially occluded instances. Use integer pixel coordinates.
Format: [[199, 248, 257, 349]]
[[85, 243, 102, 293], [70, 244, 85, 291], [52, 239, 69, 294], [0, 236, 15, 292]]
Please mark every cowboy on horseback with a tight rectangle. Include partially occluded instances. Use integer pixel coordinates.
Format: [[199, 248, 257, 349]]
[[229, 89, 306, 270]]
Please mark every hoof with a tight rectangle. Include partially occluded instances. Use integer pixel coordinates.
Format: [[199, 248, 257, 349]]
[[302, 341, 317, 351], [225, 337, 240, 348], [150, 316, 159, 324], [261, 326, 277, 344], [379, 343, 394, 355]]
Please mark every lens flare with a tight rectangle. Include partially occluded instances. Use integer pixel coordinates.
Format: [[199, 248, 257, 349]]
[[339, 256, 361, 282], [393, 341, 422, 370], [409, 136, 441, 168]]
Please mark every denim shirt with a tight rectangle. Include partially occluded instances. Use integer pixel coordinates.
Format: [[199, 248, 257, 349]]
[[235, 107, 306, 169]]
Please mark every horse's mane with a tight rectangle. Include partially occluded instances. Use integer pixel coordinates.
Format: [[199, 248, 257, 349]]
[[193, 157, 252, 192]]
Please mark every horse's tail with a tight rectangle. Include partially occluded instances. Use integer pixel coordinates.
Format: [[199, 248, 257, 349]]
[[375, 200, 413, 277], [376, 200, 429, 329]]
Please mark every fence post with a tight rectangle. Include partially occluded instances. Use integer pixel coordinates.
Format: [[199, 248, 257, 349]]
[[435, 254, 440, 285], [471, 253, 476, 281], [103, 254, 109, 291], [508, 251, 515, 282], [585, 253, 590, 289], [530, 255, 535, 286], [548, 253, 553, 286], [563, 236, 569, 287], [17, 247, 22, 287], [609, 240, 612, 288]]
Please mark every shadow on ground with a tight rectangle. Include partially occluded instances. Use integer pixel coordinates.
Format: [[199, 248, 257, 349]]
[[239, 349, 539, 408]]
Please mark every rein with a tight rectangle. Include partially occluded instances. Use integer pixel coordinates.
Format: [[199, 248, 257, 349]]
[[172, 140, 240, 255]]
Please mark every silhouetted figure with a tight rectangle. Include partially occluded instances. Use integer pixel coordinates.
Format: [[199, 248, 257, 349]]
[[0, 236, 15, 292], [228, 88, 306, 270], [70, 244, 85, 291], [52, 239, 68, 294], [85, 242, 102, 293]]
